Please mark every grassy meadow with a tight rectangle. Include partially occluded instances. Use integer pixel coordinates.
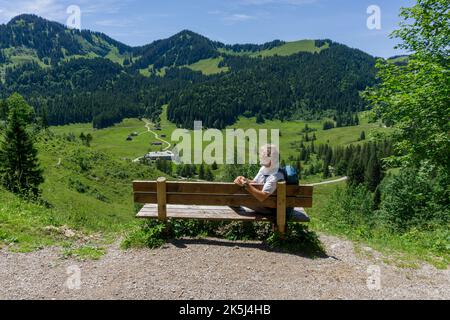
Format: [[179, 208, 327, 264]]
[[5, 105, 445, 268], [52, 106, 388, 165]]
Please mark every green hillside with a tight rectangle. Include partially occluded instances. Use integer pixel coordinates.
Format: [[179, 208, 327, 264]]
[[185, 41, 329, 75], [0, 127, 165, 252], [0, 14, 377, 131], [252, 40, 329, 57], [186, 57, 229, 75], [51, 106, 390, 179]]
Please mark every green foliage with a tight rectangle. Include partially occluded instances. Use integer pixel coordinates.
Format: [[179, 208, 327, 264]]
[[365, 58, 449, 168], [132, 30, 219, 70], [169, 44, 376, 128], [256, 113, 265, 124], [324, 185, 376, 237], [363, 0, 449, 169], [347, 156, 365, 187], [63, 245, 106, 260], [378, 166, 449, 233], [222, 164, 260, 182], [0, 126, 165, 246], [321, 178, 449, 267], [0, 187, 63, 251], [155, 159, 172, 175], [121, 220, 167, 249], [392, 0, 449, 63], [0, 99, 9, 121], [198, 163, 205, 179], [0, 14, 131, 63], [79, 132, 92, 147], [0, 93, 43, 197], [169, 220, 214, 238], [265, 223, 325, 256], [204, 166, 214, 181], [214, 221, 271, 241], [345, 1, 450, 267], [322, 120, 335, 130], [359, 131, 366, 141], [175, 163, 197, 178], [123, 219, 325, 257], [365, 152, 383, 192]]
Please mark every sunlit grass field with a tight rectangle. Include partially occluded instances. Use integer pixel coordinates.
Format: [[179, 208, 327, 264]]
[[51, 107, 390, 164]]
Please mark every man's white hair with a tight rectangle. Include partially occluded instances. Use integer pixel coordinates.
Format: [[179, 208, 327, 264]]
[[259, 144, 279, 170]]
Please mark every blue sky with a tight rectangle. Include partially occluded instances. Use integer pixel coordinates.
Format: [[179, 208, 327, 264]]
[[0, 0, 415, 57]]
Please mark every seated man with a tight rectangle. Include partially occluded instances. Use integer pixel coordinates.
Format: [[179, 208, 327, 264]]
[[233, 144, 284, 214]]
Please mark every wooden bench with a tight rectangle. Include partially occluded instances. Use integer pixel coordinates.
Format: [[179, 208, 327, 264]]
[[133, 177, 313, 234]]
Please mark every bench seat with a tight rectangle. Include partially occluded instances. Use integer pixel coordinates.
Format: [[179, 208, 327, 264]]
[[136, 204, 310, 222]]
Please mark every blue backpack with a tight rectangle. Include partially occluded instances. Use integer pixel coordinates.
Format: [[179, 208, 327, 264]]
[[279, 165, 299, 185], [278, 165, 299, 218]]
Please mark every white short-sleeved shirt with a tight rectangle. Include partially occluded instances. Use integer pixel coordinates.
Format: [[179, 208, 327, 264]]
[[253, 166, 284, 195]]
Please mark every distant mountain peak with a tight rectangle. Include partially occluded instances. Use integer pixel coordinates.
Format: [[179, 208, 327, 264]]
[[8, 13, 49, 25]]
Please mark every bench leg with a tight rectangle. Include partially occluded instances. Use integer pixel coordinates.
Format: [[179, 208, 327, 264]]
[[157, 177, 167, 221], [276, 181, 286, 237]]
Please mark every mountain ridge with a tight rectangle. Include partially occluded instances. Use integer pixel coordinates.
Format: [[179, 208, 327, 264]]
[[0, 14, 373, 71], [0, 14, 377, 130]]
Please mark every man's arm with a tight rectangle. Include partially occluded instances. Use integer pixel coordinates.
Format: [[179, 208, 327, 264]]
[[245, 183, 270, 202], [234, 176, 264, 200]]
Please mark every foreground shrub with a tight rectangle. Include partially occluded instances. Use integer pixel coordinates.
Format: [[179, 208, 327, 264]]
[[321, 170, 449, 266], [378, 165, 449, 233], [323, 185, 375, 238], [265, 223, 325, 256], [122, 219, 325, 257], [121, 220, 167, 249]]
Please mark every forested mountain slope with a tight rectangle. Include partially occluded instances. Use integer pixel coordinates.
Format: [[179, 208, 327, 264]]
[[0, 14, 377, 129]]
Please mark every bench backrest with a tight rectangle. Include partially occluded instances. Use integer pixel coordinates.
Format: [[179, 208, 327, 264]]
[[133, 179, 313, 208]]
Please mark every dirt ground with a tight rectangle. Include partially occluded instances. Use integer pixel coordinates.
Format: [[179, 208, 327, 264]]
[[0, 234, 448, 300]]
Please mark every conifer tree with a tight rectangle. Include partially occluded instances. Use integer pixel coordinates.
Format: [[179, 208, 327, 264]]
[[347, 156, 365, 186], [365, 152, 383, 192], [359, 131, 366, 141], [0, 99, 8, 121], [322, 158, 331, 178], [85, 133, 93, 147], [199, 163, 205, 180], [0, 94, 43, 197], [205, 166, 214, 181]]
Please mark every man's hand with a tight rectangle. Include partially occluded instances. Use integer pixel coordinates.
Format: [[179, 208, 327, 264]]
[[234, 176, 246, 186]]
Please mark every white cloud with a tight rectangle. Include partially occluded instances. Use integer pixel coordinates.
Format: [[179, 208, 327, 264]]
[[0, 0, 67, 23], [0, 0, 132, 24], [241, 0, 317, 5], [95, 18, 132, 28], [223, 13, 256, 21], [81, 0, 128, 15]]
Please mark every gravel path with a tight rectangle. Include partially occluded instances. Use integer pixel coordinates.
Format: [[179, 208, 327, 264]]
[[0, 234, 448, 300], [309, 176, 348, 186]]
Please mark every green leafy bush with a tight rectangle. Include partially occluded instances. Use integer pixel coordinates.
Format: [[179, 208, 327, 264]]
[[323, 185, 375, 238], [321, 168, 449, 266], [121, 220, 167, 249], [265, 223, 325, 256], [378, 165, 449, 232], [122, 219, 325, 257]]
